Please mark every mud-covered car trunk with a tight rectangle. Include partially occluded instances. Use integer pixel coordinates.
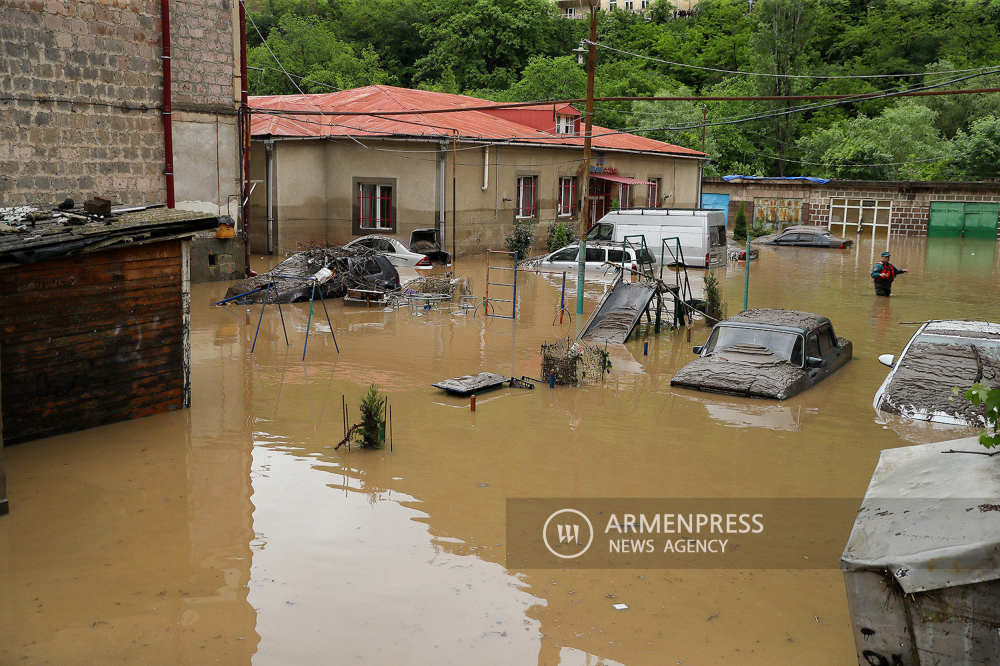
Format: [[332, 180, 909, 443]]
[[409, 228, 451, 265], [876, 338, 1000, 426]]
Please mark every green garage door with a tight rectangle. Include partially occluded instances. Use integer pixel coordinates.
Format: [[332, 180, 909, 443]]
[[928, 201, 999, 239]]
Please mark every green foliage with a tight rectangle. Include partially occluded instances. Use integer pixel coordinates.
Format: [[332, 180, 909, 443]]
[[964, 383, 1000, 449], [951, 116, 1000, 180], [244, 0, 1000, 182], [412, 0, 576, 91], [748, 219, 772, 239], [546, 220, 574, 253], [797, 102, 950, 180], [704, 269, 721, 308], [248, 14, 393, 94], [357, 384, 387, 450], [733, 201, 748, 241], [505, 220, 535, 259]]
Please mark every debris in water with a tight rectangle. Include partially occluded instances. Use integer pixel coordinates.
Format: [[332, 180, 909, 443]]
[[612, 604, 628, 610], [707, 612, 718, 620]]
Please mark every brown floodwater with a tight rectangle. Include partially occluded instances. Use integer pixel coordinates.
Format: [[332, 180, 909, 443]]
[[3, 234, 999, 665]]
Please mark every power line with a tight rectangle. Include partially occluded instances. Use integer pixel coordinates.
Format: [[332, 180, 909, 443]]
[[585, 39, 993, 80]]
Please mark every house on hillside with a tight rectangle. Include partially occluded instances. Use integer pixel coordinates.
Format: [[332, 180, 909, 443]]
[[554, 0, 698, 18], [1, 0, 246, 281], [247, 85, 708, 257]]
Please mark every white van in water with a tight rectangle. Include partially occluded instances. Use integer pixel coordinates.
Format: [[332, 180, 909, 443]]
[[586, 209, 727, 268]]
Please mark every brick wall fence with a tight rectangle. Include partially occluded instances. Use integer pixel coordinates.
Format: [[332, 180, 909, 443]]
[[0, 0, 237, 207], [704, 178, 1000, 238]]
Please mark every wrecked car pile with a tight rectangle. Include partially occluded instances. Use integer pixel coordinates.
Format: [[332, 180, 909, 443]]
[[224, 243, 401, 304]]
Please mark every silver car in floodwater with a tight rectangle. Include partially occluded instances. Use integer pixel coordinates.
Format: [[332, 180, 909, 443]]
[[873, 320, 1000, 426], [671, 309, 853, 400]]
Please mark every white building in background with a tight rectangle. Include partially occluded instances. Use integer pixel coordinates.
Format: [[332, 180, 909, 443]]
[[554, 0, 699, 18]]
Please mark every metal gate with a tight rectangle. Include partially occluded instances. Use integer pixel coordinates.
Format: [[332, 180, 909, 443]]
[[928, 201, 999, 239], [701, 193, 730, 227]]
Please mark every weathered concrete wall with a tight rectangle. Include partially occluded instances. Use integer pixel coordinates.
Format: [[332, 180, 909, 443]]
[[252, 136, 704, 257], [703, 178, 1000, 237], [189, 232, 245, 282], [0, 0, 240, 213]]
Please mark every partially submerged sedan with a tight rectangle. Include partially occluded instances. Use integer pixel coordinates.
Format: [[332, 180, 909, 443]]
[[671, 309, 852, 400], [759, 225, 852, 249], [873, 320, 1000, 426]]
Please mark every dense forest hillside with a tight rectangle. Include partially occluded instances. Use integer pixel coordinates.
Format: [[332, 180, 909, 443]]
[[245, 0, 1000, 180]]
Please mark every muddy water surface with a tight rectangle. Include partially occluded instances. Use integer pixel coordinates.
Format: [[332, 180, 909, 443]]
[[3, 235, 999, 665]]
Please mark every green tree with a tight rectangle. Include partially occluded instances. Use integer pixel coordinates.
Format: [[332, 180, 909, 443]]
[[798, 102, 950, 180], [951, 115, 1000, 180], [484, 56, 587, 103], [412, 0, 576, 91], [749, 0, 823, 176], [248, 14, 393, 95], [732, 201, 748, 241]]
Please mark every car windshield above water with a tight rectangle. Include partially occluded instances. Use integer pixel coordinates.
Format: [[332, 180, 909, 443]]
[[703, 325, 804, 366]]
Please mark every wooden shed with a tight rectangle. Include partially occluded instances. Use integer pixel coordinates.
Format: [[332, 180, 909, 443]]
[[0, 206, 221, 445]]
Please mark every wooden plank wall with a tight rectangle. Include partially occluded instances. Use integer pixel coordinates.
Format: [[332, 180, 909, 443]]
[[0, 240, 187, 444]]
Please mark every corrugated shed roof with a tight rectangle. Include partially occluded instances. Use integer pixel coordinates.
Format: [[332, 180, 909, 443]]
[[250, 85, 706, 158]]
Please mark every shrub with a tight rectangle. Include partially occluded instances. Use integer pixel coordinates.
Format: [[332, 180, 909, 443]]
[[733, 202, 748, 241], [546, 220, 574, 252], [357, 383, 387, 449], [505, 220, 535, 259]]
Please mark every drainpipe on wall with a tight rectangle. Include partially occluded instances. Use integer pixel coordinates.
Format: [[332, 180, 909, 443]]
[[696, 160, 705, 208], [265, 140, 274, 254], [239, 0, 253, 276], [438, 142, 447, 246], [161, 0, 175, 208], [482, 146, 489, 191]]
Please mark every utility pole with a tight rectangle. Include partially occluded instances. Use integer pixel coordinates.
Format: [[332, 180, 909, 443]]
[[576, 0, 597, 316]]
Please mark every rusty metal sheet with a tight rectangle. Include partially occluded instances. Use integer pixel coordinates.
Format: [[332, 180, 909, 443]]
[[752, 197, 803, 230]]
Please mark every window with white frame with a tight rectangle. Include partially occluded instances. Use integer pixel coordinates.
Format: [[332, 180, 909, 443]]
[[646, 178, 661, 208], [563, 6, 577, 18], [558, 177, 576, 216], [609, 0, 616, 8], [516, 176, 538, 218], [829, 198, 892, 236], [353, 178, 395, 234], [625, 0, 633, 10], [618, 183, 633, 209], [641, 0, 648, 7], [555, 115, 575, 135]]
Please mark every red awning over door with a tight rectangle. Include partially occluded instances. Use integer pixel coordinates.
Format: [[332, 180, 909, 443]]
[[589, 173, 654, 186]]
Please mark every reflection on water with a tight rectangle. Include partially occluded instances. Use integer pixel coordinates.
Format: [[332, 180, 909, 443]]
[[2, 235, 999, 665]]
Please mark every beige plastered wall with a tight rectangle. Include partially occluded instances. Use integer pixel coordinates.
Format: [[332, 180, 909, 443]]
[[250, 137, 704, 257], [173, 110, 240, 218]]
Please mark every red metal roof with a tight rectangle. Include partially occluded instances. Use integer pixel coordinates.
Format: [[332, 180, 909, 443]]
[[591, 174, 654, 186], [250, 85, 706, 158]]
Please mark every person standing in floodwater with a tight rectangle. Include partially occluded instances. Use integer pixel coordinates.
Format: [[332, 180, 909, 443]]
[[871, 251, 907, 296]]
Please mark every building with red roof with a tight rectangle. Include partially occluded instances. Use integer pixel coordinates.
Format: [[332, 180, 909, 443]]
[[248, 85, 708, 257]]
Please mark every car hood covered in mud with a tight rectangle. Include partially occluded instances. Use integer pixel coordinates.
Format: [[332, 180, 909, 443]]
[[670, 345, 812, 400], [874, 321, 1000, 426]]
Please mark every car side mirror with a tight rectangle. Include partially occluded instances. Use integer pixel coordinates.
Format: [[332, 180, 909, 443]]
[[877, 354, 895, 368], [693, 345, 703, 355], [806, 357, 823, 368]]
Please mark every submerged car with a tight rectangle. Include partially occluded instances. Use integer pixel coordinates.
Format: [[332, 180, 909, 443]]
[[873, 320, 1000, 426], [343, 235, 432, 268], [670, 309, 852, 400], [760, 225, 852, 249], [528, 241, 657, 275]]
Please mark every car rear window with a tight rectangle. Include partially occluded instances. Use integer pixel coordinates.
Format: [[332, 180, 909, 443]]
[[585, 247, 605, 262]]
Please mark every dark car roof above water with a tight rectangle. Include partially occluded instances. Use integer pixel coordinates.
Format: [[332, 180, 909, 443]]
[[717, 309, 831, 335]]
